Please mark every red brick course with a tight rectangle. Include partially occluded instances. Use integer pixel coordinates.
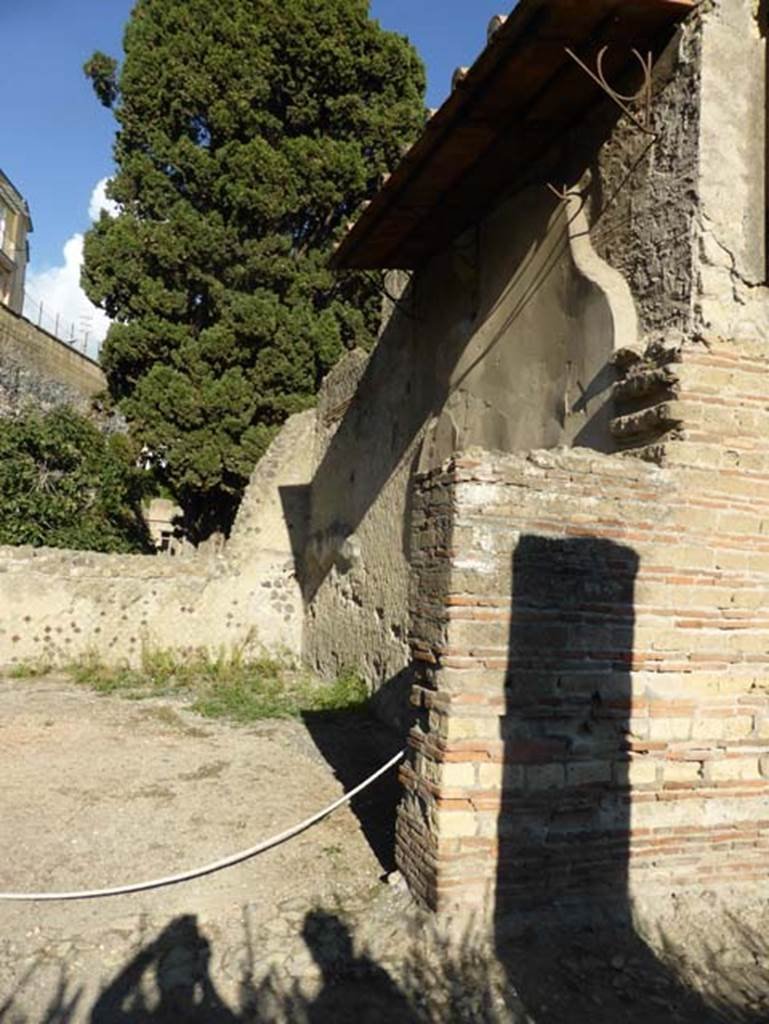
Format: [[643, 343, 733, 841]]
[[396, 341, 769, 916]]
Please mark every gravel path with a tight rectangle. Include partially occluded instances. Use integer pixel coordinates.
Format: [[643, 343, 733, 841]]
[[1, 676, 768, 1023], [0, 676, 523, 1023]]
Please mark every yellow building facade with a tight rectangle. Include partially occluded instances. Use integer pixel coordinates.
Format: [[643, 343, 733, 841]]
[[0, 170, 32, 315]]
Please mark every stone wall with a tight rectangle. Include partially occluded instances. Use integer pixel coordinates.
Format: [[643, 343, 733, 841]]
[[302, 171, 631, 709], [0, 303, 105, 415], [584, 0, 767, 344], [302, 0, 769, 725], [299, 5, 722, 704], [0, 411, 314, 668], [397, 337, 769, 917], [586, 18, 703, 337]]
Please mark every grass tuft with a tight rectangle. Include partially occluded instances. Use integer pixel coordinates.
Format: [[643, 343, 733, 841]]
[[7, 661, 52, 680], [66, 648, 369, 723]]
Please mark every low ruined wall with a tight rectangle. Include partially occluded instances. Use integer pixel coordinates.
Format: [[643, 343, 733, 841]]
[[0, 411, 314, 668], [0, 304, 105, 415], [398, 340, 769, 916], [0, 546, 218, 664]]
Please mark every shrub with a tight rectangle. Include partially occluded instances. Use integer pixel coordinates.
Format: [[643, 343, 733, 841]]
[[0, 406, 153, 553]]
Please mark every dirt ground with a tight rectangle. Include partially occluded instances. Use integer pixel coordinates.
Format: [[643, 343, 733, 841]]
[[1, 676, 769, 1024]]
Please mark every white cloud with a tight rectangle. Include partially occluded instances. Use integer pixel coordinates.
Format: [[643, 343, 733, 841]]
[[24, 178, 116, 360], [88, 177, 120, 222]]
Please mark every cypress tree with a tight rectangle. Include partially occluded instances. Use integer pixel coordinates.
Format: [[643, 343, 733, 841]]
[[83, 0, 425, 539]]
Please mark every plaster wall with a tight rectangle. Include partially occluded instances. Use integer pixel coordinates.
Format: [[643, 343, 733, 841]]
[[0, 411, 314, 668], [302, 8, 736, 701], [694, 0, 769, 339]]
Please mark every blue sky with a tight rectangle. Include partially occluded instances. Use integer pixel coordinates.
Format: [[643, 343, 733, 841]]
[[0, 0, 509, 350]]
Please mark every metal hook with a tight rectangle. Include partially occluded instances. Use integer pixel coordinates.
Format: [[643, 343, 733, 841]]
[[546, 46, 656, 202], [565, 45, 655, 136]]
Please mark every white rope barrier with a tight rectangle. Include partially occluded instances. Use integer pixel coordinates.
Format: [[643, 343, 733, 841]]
[[0, 749, 405, 902]]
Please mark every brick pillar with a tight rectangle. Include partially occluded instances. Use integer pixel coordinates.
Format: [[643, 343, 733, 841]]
[[396, 357, 769, 916]]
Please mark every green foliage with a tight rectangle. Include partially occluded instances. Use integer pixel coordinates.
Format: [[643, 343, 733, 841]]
[[68, 646, 369, 722], [82, 51, 119, 108], [6, 661, 52, 679], [0, 407, 152, 553], [83, 0, 425, 539]]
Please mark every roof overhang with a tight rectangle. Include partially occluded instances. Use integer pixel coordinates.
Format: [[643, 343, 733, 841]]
[[333, 0, 695, 271]]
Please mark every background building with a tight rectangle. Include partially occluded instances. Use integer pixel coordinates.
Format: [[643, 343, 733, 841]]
[[0, 170, 32, 315]]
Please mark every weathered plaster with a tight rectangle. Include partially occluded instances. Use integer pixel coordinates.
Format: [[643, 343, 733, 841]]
[[588, 21, 703, 338], [585, 0, 769, 344], [566, 180, 639, 355], [303, 178, 625, 703], [694, 0, 769, 339], [0, 411, 314, 668]]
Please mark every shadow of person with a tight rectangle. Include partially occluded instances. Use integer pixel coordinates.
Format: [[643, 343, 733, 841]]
[[300, 910, 420, 1023], [90, 915, 239, 1023]]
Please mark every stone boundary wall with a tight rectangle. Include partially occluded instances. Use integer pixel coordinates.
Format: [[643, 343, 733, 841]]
[[0, 304, 106, 415], [0, 411, 314, 668], [396, 340, 769, 916]]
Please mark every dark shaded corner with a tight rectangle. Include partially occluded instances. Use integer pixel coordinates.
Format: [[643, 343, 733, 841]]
[[492, 535, 754, 1023], [301, 685, 410, 875], [296, 183, 580, 611], [277, 484, 311, 576]]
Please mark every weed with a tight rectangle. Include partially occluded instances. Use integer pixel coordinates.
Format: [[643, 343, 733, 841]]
[[7, 661, 51, 679], [66, 647, 369, 724], [192, 664, 368, 723]]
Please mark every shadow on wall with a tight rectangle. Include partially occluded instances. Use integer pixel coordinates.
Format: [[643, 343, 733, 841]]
[[497, 536, 640, 917], [298, 186, 612, 606], [493, 536, 725, 1022]]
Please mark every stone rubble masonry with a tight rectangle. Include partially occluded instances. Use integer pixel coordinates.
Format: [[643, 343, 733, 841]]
[[0, 410, 315, 668], [0, 303, 105, 415], [396, 338, 769, 916]]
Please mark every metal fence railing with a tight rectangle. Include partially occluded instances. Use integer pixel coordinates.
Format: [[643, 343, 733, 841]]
[[21, 286, 95, 354]]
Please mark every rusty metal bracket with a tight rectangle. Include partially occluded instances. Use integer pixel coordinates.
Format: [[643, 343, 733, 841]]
[[547, 46, 655, 203], [565, 45, 655, 136]]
